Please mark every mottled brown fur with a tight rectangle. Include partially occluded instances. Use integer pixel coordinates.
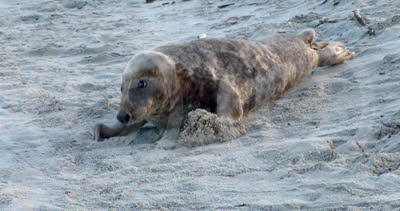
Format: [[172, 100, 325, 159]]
[[94, 29, 354, 143]]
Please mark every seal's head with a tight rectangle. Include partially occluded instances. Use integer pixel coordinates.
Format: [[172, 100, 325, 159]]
[[117, 51, 189, 125]]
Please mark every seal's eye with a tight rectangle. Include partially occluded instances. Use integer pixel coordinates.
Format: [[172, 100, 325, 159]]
[[137, 80, 148, 88]]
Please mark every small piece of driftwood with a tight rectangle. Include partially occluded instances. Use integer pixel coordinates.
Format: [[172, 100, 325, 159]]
[[218, 3, 234, 8], [314, 18, 339, 28], [353, 9, 367, 26], [353, 9, 377, 36], [333, 0, 341, 6]]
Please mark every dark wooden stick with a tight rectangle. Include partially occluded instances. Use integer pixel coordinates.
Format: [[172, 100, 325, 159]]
[[353, 9, 367, 26], [218, 3, 234, 8], [333, 0, 341, 6]]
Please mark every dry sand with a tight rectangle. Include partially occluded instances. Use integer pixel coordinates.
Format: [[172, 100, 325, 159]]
[[1, 0, 400, 210]]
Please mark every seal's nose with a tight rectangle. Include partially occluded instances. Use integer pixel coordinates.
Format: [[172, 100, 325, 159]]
[[117, 110, 131, 124]]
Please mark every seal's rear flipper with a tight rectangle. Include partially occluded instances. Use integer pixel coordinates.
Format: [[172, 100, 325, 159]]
[[317, 42, 355, 66], [311, 42, 329, 50], [299, 29, 329, 50], [299, 29, 316, 46]]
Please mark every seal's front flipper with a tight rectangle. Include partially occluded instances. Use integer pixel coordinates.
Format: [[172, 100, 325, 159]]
[[94, 120, 147, 142], [216, 80, 244, 121]]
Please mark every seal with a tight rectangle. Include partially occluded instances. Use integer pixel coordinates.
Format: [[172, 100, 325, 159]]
[[94, 29, 355, 145]]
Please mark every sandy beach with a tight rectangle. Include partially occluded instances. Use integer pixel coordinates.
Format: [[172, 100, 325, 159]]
[[1, 0, 400, 209]]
